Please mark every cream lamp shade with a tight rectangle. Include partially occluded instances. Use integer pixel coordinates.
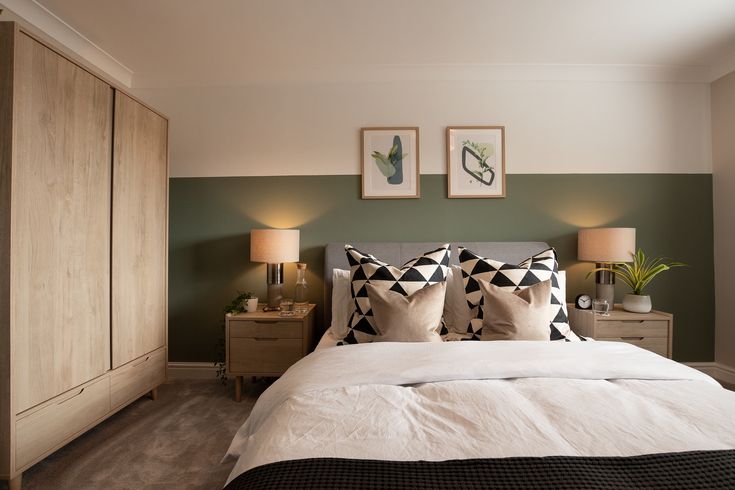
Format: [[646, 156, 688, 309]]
[[250, 229, 300, 264], [578, 228, 636, 263], [250, 228, 300, 310]]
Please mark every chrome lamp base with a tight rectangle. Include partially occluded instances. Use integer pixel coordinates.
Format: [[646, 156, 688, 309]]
[[263, 263, 284, 311]]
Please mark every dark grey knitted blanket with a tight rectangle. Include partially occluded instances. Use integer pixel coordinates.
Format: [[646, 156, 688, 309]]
[[225, 450, 735, 489]]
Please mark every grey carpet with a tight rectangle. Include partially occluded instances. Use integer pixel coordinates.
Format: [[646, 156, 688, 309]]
[[5, 378, 265, 490]]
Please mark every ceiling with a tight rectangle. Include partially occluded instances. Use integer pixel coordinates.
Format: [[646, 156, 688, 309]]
[[10, 0, 735, 86]]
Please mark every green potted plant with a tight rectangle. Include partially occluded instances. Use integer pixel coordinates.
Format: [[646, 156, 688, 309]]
[[242, 291, 259, 312], [589, 249, 685, 313]]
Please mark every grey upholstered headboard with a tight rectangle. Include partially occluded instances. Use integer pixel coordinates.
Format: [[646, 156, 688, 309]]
[[323, 241, 550, 327]]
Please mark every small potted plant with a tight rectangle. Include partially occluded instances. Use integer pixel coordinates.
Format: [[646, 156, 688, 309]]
[[241, 291, 258, 313], [590, 249, 685, 313]]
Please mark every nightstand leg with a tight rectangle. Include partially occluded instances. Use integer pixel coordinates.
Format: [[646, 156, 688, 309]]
[[235, 376, 243, 402], [149, 387, 159, 401]]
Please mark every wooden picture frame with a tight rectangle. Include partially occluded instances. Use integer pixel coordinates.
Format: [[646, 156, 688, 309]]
[[361, 127, 420, 199], [446, 126, 506, 198]]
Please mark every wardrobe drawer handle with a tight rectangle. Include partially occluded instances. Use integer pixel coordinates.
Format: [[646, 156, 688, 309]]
[[132, 356, 150, 367], [57, 388, 84, 405], [620, 336, 645, 341], [254, 337, 278, 342]]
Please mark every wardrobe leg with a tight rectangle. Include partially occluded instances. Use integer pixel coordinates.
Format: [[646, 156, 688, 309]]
[[149, 387, 159, 401], [9, 473, 22, 490]]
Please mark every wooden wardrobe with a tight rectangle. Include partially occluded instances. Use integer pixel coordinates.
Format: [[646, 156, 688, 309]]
[[0, 22, 168, 489]]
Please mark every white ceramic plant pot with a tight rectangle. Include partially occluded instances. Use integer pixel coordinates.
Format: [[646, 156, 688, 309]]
[[623, 294, 652, 313], [245, 298, 259, 313]]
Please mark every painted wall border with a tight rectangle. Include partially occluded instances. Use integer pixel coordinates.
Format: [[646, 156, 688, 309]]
[[167, 362, 218, 380], [686, 362, 735, 385]]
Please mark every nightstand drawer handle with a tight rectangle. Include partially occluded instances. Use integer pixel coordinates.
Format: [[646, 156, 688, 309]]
[[620, 320, 645, 324], [254, 337, 278, 342], [253, 320, 278, 324], [620, 336, 645, 341]]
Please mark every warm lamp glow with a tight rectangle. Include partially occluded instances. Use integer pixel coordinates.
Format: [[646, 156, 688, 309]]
[[250, 229, 300, 263], [578, 228, 636, 262]]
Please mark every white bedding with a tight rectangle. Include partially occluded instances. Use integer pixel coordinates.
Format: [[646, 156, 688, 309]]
[[224, 341, 735, 485]]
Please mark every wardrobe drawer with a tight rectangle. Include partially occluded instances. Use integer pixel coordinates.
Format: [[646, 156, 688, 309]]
[[229, 320, 302, 339], [599, 337, 668, 357], [229, 338, 303, 374], [16, 375, 110, 470], [110, 347, 166, 409], [596, 320, 668, 338]]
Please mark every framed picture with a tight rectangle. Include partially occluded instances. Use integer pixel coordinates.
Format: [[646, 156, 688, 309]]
[[361, 127, 420, 199], [446, 126, 505, 198]]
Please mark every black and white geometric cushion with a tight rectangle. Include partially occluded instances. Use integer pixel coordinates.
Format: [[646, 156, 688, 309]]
[[458, 247, 581, 341], [338, 244, 451, 345]]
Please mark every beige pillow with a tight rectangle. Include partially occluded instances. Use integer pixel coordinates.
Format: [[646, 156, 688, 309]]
[[479, 279, 552, 341], [366, 282, 446, 343]]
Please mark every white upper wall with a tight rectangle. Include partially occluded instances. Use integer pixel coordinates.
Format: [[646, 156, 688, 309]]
[[1, 0, 725, 176], [134, 79, 712, 177]]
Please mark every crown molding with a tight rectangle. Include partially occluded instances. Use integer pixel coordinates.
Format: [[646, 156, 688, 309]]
[[0, 0, 133, 87], [133, 62, 712, 88], [710, 52, 735, 82]]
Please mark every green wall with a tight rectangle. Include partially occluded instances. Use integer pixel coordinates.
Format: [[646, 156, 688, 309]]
[[169, 174, 714, 363]]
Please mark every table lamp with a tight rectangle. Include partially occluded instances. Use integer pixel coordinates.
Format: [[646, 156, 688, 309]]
[[578, 227, 635, 306], [250, 228, 300, 310]]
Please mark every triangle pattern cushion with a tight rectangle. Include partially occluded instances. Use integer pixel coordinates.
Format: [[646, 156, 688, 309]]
[[338, 244, 451, 345], [458, 247, 581, 342]]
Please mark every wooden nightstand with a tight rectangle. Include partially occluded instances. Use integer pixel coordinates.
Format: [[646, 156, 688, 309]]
[[226, 304, 315, 401], [568, 304, 673, 358]]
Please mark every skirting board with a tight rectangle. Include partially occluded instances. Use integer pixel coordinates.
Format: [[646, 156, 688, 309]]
[[685, 362, 735, 385], [168, 361, 735, 384], [168, 362, 219, 380]]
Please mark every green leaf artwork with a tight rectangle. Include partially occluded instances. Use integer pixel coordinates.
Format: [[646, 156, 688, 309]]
[[371, 147, 397, 178], [461, 140, 496, 186], [371, 139, 407, 185]]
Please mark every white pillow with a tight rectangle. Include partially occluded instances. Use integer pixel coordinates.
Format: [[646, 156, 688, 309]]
[[330, 269, 353, 339], [559, 270, 567, 306], [443, 265, 472, 334]]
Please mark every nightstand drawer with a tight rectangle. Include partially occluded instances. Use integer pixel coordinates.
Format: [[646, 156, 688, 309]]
[[596, 320, 668, 338], [230, 320, 302, 339], [229, 338, 303, 373], [599, 337, 668, 357]]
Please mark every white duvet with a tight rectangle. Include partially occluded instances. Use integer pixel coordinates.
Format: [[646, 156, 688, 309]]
[[224, 341, 735, 485]]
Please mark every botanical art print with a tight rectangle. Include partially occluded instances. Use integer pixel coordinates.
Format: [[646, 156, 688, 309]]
[[446, 126, 506, 198], [361, 127, 419, 198]]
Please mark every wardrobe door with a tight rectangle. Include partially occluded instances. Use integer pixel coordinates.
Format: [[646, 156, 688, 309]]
[[12, 33, 113, 412], [112, 93, 167, 368]]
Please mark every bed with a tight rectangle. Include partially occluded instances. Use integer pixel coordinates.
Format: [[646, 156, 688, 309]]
[[223, 242, 735, 489]]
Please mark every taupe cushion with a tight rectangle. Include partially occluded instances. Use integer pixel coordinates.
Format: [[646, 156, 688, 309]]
[[366, 282, 446, 343], [480, 279, 552, 341]]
